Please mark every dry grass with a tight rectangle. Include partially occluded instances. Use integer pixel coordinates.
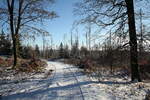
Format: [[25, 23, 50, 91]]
[[61, 58, 150, 81], [16, 58, 47, 72], [0, 57, 47, 73]]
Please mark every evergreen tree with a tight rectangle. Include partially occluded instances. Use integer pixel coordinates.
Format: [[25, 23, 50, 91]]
[[64, 45, 69, 58], [0, 30, 12, 55], [71, 40, 79, 58], [59, 42, 64, 58], [35, 44, 40, 58], [80, 46, 88, 58], [22, 46, 33, 59], [49, 48, 53, 57]]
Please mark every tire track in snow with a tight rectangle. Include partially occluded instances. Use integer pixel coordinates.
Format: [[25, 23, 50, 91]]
[[49, 61, 85, 100], [67, 65, 85, 100], [46, 62, 57, 87]]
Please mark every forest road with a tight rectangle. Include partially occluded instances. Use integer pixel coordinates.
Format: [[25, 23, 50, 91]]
[[1, 61, 110, 100]]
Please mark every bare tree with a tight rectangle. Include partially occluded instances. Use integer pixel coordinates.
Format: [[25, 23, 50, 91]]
[[0, 0, 57, 67], [125, 0, 141, 81], [86, 22, 91, 55], [75, 0, 145, 81]]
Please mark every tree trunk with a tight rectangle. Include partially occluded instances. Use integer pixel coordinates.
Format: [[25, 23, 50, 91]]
[[125, 0, 141, 82], [12, 37, 17, 67], [7, 0, 17, 67]]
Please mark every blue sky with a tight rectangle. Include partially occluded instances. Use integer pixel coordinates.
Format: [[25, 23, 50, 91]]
[[34, 0, 83, 49]]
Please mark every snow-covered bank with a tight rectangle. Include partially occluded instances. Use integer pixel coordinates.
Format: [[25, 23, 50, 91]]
[[68, 64, 150, 100], [0, 61, 54, 100]]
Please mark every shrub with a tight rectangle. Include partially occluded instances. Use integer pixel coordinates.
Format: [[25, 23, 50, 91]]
[[139, 60, 150, 80], [0, 57, 5, 67], [5, 58, 13, 67], [18, 58, 47, 72]]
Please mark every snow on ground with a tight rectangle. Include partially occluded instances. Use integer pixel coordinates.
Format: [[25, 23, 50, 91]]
[[0, 61, 150, 100], [69, 65, 150, 100], [90, 77, 150, 100]]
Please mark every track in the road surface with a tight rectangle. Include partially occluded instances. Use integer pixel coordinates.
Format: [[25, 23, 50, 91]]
[[49, 61, 85, 100], [67, 67, 85, 100]]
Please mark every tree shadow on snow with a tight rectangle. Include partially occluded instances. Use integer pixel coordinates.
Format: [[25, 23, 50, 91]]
[[98, 80, 132, 85], [1, 81, 98, 100]]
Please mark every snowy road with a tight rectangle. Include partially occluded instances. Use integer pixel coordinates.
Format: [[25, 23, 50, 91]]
[[39, 61, 110, 100], [44, 61, 85, 100], [1, 61, 149, 100], [0, 61, 111, 100]]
